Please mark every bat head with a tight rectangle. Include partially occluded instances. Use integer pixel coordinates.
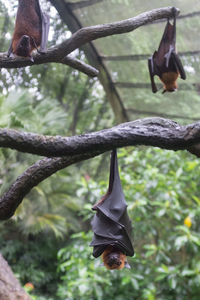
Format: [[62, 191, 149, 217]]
[[161, 72, 178, 94], [15, 35, 33, 61], [102, 245, 128, 270], [162, 87, 177, 94]]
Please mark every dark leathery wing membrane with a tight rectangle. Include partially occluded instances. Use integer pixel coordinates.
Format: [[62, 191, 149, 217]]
[[90, 149, 134, 258]]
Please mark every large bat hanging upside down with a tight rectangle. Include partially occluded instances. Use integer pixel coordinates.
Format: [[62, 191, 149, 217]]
[[148, 7, 186, 93], [7, 0, 50, 61], [90, 150, 134, 270]]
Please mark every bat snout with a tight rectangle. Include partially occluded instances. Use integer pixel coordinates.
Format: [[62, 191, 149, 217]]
[[107, 253, 121, 267], [20, 35, 31, 45]]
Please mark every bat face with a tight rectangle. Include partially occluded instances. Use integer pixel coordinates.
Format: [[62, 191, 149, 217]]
[[8, 0, 49, 59], [14, 35, 32, 58], [102, 246, 127, 270], [90, 150, 134, 267], [148, 8, 186, 93], [160, 71, 179, 93]]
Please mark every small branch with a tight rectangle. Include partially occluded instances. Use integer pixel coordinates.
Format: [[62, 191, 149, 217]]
[[0, 118, 200, 157], [52, 6, 179, 58], [0, 152, 101, 220], [61, 55, 99, 77], [0, 7, 178, 72], [0, 52, 98, 77]]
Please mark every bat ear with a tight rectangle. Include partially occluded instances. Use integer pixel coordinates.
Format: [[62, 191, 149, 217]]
[[125, 261, 131, 269]]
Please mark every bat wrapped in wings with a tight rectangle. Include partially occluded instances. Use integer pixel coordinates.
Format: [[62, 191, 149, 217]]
[[8, 0, 50, 61], [90, 150, 134, 270], [148, 7, 186, 93]]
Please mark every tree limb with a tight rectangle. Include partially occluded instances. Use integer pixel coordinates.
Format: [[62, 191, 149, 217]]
[[0, 117, 200, 220], [0, 152, 101, 220], [0, 52, 99, 77], [0, 7, 178, 73], [0, 118, 199, 157]]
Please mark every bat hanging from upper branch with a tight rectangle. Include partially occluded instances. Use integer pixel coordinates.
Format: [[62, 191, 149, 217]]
[[148, 7, 186, 93], [90, 150, 134, 270], [7, 0, 50, 62]]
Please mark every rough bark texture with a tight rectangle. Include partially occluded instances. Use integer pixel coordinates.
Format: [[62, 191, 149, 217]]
[[0, 117, 200, 220], [0, 254, 31, 300], [0, 117, 199, 157], [0, 7, 177, 71], [0, 53, 98, 77]]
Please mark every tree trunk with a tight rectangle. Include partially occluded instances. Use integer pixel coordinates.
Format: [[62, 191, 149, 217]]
[[0, 253, 31, 300]]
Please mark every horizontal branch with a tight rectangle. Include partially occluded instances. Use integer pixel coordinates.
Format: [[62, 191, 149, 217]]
[[53, 7, 179, 58], [148, 10, 200, 24], [0, 7, 178, 72], [0, 53, 99, 77], [0, 118, 200, 157], [1, 117, 200, 220], [0, 152, 101, 220]]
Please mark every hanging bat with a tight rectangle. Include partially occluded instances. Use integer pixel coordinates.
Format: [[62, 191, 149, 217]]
[[148, 7, 186, 93], [90, 149, 134, 270], [7, 0, 50, 61]]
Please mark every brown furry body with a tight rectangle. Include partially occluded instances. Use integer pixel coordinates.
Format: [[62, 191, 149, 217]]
[[11, 0, 42, 57]]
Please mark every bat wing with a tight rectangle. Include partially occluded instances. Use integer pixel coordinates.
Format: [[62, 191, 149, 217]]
[[148, 55, 158, 93], [40, 12, 50, 53], [90, 150, 134, 257], [91, 210, 134, 257], [35, 0, 50, 53], [157, 21, 176, 68], [7, 42, 13, 57], [171, 51, 186, 80]]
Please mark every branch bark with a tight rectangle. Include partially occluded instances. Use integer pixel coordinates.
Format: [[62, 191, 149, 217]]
[[0, 117, 200, 220], [0, 118, 199, 157], [0, 53, 99, 77], [0, 7, 178, 74]]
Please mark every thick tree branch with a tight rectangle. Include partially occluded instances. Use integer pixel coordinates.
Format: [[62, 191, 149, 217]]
[[0, 118, 200, 157], [0, 152, 101, 220], [48, 6, 179, 58], [0, 53, 99, 77], [1, 117, 200, 220], [0, 7, 177, 73]]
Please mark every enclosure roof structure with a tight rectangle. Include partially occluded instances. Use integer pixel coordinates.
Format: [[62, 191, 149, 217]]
[[50, 0, 200, 123]]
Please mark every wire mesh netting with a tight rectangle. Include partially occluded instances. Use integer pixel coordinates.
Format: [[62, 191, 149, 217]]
[[68, 0, 200, 123]]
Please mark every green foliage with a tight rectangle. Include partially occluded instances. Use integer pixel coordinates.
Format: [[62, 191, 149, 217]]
[[0, 224, 60, 298], [56, 148, 200, 300]]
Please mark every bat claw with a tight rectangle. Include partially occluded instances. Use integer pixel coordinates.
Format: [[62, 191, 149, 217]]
[[29, 56, 34, 63], [171, 7, 179, 17]]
